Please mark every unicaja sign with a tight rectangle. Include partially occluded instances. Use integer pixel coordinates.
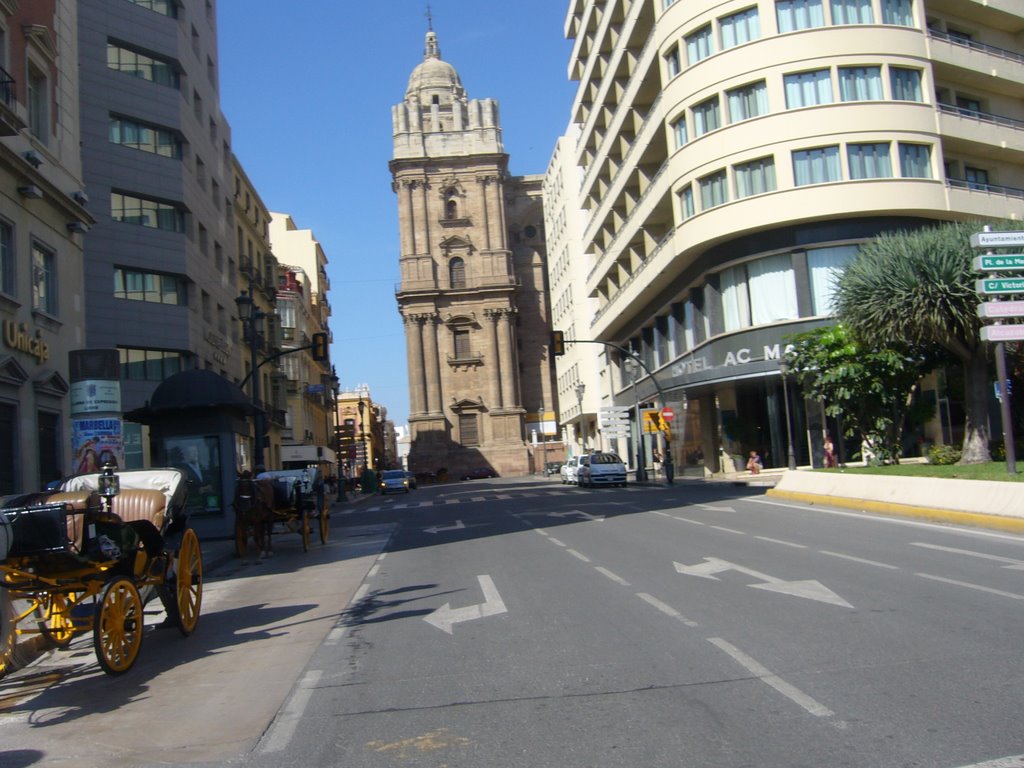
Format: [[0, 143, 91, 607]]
[[2, 320, 49, 363]]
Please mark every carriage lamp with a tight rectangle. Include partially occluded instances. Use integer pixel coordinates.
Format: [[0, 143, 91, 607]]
[[98, 462, 120, 512]]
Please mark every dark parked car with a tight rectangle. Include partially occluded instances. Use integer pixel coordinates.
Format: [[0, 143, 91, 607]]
[[461, 467, 497, 480], [545, 461, 563, 476]]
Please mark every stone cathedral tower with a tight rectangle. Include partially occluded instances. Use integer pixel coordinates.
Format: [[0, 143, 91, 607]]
[[390, 27, 555, 478]]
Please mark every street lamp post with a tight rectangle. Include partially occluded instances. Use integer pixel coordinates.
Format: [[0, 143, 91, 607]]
[[235, 290, 266, 469], [538, 405, 547, 476], [331, 367, 344, 502], [574, 382, 586, 453], [779, 360, 797, 470], [358, 398, 367, 474], [626, 360, 647, 482]]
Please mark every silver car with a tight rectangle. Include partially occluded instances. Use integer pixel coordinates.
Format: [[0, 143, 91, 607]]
[[577, 452, 627, 488], [379, 469, 411, 494]]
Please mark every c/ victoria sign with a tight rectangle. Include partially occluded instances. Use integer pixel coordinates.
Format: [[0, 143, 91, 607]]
[[2, 320, 49, 363], [980, 325, 1024, 342]]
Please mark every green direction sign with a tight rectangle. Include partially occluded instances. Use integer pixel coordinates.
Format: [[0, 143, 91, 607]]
[[973, 254, 1024, 271], [976, 278, 1024, 295]]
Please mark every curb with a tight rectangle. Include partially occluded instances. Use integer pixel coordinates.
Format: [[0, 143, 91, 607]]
[[766, 488, 1024, 533]]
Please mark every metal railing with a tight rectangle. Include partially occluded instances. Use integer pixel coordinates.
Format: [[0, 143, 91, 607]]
[[937, 102, 1024, 132], [928, 29, 1024, 66]]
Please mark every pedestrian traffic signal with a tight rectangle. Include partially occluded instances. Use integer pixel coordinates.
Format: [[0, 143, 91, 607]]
[[311, 332, 329, 362], [551, 330, 566, 356]]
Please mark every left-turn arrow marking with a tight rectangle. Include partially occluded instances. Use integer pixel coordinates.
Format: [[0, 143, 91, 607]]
[[424, 575, 508, 635]]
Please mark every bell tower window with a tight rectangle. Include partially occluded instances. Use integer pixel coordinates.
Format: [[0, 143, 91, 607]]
[[449, 257, 466, 288]]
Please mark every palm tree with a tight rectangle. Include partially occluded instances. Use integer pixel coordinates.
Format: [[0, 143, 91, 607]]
[[834, 221, 1003, 464]]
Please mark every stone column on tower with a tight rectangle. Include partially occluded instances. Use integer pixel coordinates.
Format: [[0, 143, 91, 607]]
[[422, 314, 443, 415], [404, 314, 427, 415]]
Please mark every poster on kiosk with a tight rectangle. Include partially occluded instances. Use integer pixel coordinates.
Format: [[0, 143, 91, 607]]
[[69, 350, 124, 474]]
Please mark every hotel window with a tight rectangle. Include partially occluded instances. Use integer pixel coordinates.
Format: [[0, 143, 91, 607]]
[[720, 265, 751, 331], [672, 116, 688, 148], [881, 0, 913, 26], [889, 67, 923, 101], [965, 166, 989, 190], [107, 43, 179, 88], [114, 267, 185, 304], [847, 143, 892, 179], [27, 61, 48, 143], [0, 219, 12, 296], [459, 414, 480, 446], [692, 96, 721, 137], [120, 348, 186, 381], [699, 170, 729, 209], [830, 0, 873, 23], [727, 80, 768, 122], [678, 185, 695, 219], [898, 143, 932, 178], [127, 0, 177, 16], [808, 245, 858, 314], [109, 115, 181, 157], [32, 241, 56, 315], [111, 192, 185, 233], [776, 0, 824, 32], [793, 146, 841, 185], [664, 45, 681, 78], [838, 66, 882, 101], [748, 254, 799, 325], [784, 69, 833, 108], [685, 25, 713, 65], [720, 7, 760, 49], [734, 156, 777, 198]]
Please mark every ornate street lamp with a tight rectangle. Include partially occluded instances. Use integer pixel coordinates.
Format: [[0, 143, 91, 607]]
[[331, 367, 344, 501], [358, 398, 367, 473], [538, 405, 547, 476], [235, 290, 266, 469], [574, 381, 586, 452], [625, 359, 646, 482], [779, 359, 797, 470]]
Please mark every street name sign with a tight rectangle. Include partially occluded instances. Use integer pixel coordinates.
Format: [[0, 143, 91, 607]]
[[976, 278, 1024, 295], [981, 325, 1024, 342], [973, 254, 1024, 271], [970, 231, 1024, 248], [977, 300, 1024, 319]]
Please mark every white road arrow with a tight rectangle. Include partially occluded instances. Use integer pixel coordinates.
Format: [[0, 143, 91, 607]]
[[548, 510, 606, 522], [674, 557, 853, 608], [424, 520, 466, 534], [424, 575, 508, 634]]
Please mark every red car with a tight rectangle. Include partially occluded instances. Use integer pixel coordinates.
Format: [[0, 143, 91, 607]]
[[461, 467, 497, 480]]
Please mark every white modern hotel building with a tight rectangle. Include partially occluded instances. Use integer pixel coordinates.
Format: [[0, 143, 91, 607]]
[[548, 0, 1024, 473]]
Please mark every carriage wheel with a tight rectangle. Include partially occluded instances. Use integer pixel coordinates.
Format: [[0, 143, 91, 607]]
[[36, 591, 78, 649], [175, 528, 203, 636], [94, 577, 143, 675], [301, 508, 310, 552], [319, 506, 329, 545]]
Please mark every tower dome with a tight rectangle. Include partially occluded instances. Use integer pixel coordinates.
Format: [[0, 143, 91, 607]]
[[405, 30, 465, 105]]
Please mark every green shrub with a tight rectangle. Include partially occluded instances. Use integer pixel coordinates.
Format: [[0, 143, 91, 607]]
[[927, 444, 962, 465]]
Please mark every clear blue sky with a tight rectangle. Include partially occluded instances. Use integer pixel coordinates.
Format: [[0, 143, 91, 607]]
[[217, 1, 576, 427]]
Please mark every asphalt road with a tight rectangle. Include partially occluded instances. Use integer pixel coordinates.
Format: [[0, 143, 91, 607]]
[[1, 478, 1022, 768]]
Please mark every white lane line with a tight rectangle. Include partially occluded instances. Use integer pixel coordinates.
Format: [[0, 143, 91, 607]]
[[709, 525, 745, 535], [566, 548, 591, 562], [912, 542, 1024, 569], [351, 584, 370, 603], [953, 755, 1024, 768], [650, 511, 673, 517], [636, 592, 699, 627], [378, 552, 387, 561], [366, 564, 380, 579], [819, 550, 899, 569], [696, 504, 737, 513], [708, 637, 834, 718], [496, 494, 512, 499], [534, 528, 549, 536], [259, 669, 323, 753], [325, 625, 348, 647], [916, 573, 1024, 601], [756, 536, 807, 549], [674, 516, 706, 526], [595, 566, 631, 586], [547, 537, 567, 547]]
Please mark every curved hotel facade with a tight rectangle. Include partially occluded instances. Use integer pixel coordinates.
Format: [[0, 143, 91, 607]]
[[555, 0, 1024, 472]]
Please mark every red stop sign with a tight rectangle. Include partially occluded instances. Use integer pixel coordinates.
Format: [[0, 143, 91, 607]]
[[661, 407, 675, 422]]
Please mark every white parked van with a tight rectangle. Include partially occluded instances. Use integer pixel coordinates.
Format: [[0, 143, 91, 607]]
[[560, 454, 588, 485], [577, 452, 628, 487]]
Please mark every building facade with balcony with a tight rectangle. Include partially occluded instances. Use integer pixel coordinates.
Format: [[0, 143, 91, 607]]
[[558, 0, 1024, 474], [390, 26, 556, 479], [0, 0, 92, 493]]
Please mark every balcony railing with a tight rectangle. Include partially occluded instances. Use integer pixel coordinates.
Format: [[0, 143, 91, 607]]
[[937, 102, 1024, 132], [947, 177, 1024, 199], [928, 29, 1024, 66]]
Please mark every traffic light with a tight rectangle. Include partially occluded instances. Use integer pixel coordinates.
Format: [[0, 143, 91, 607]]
[[551, 330, 565, 356], [311, 332, 329, 362]]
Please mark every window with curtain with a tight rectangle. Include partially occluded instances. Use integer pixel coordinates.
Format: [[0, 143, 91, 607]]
[[693, 96, 721, 136], [734, 157, 777, 198], [793, 146, 841, 185], [899, 143, 932, 177], [699, 170, 729, 209], [889, 67, 922, 101], [31, 241, 56, 315], [727, 81, 768, 122], [664, 45, 681, 78], [686, 25, 713, 64], [776, 0, 824, 32], [881, 0, 913, 25], [720, 7, 760, 49], [673, 116, 688, 148], [748, 254, 798, 324], [720, 265, 751, 332], [784, 69, 833, 108], [847, 143, 892, 179], [684, 301, 697, 350], [838, 66, 882, 101], [679, 185, 695, 219], [808, 244, 858, 314], [830, 0, 873, 23], [449, 257, 466, 288]]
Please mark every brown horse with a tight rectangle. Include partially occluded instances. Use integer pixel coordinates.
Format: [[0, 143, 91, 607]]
[[232, 472, 273, 562]]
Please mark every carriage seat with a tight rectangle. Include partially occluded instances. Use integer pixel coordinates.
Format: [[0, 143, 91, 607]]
[[45, 490, 100, 551], [111, 489, 167, 531]]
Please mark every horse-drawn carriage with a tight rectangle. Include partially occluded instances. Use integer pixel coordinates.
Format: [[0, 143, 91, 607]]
[[0, 466, 202, 677], [233, 467, 329, 560]]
